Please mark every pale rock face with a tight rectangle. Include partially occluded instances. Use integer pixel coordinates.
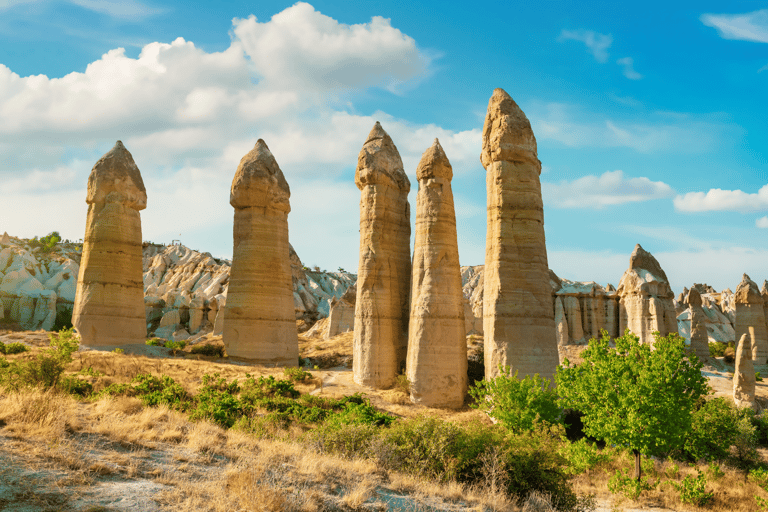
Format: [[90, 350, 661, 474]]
[[73, 141, 147, 346], [461, 265, 484, 335], [480, 88, 558, 382], [554, 296, 568, 346], [0, 232, 9, 245], [406, 139, 467, 407], [734, 333, 756, 409], [562, 296, 585, 344], [32, 289, 57, 331], [616, 244, 677, 345], [763, 281, 768, 344], [326, 286, 356, 338], [353, 122, 411, 388], [686, 288, 709, 360], [224, 140, 298, 365], [734, 274, 768, 363]]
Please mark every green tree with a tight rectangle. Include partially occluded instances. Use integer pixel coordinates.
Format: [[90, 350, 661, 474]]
[[556, 331, 709, 481]]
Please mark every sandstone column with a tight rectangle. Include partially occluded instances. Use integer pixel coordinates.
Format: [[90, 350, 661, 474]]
[[481, 88, 559, 382], [223, 139, 298, 365], [73, 141, 147, 346], [353, 122, 411, 388], [687, 288, 709, 360], [734, 274, 768, 364], [406, 139, 467, 407], [734, 333, 756, 409]]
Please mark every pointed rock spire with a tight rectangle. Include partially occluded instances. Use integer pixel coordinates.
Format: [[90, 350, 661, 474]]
[[230, 139, 290, 211]]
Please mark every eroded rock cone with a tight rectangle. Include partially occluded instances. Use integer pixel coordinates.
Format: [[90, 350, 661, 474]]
[[353, 122, 411, 388], [734, 333, 756, 409], [223, 139, 298, 365], [406, 139, 467, 407], [73, 141, 147, 346], [480, 88, 558, 381], [735, 274, 768, 364], [686, 288, 709, 360], [616, 244, 677, 345]]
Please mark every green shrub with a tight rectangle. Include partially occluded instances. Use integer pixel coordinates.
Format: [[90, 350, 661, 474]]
[[3, 342, 28, 354], [241, 375, 299, 400], [684, 397, 739, 462], [671, 470, 713, 507], [308, 421, 379, 458], [145, 338, 164, 347], [559, 438, 610, 475], [165, 340, 186, 353], [608, 468, 657, 500], [469, 365, 561, 432], [283, 366, 312, 382], [60, 375, 93, 397], [708, 341, 728, 357], [758, 372, 764, 382], [0, 328, 78, 390], [130, 373, 191, 411], [190, 344, 224, 357]]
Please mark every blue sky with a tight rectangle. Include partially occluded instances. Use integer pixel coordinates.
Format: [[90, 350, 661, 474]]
[[1, 0, 766, 293]]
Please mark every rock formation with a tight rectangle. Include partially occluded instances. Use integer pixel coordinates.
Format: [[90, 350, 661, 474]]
[[0, 232, 9, 246], [616, 244, 677, 345], [223, 140, 298, 365], [763, 281, 768, 345], [734, 333, 756, 409], [734, 274, 768, 364], [72, 141, 147, 346], [353, 122, 411, 388], [480, 88, 558, 381], [406, 139, 467, 407], [326, 286, 355, 338], [686, 288, 709, 360]]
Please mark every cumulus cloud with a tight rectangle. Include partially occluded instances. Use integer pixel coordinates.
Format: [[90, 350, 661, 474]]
[[673, 184, 768, 213], [757, 216, 768, 228], [617, 57, 642, 80], [542, 170, 674, 208], [701, 9, 768, 43], [558, 29, 613, 62]]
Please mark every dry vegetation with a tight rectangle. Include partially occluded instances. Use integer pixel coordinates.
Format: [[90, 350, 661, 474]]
[[2, 326, 768, 511]]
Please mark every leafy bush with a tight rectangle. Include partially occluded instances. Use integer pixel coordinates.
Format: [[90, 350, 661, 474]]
[[145, 338, 164, 347], [470, 365, 561, 432], [241, 375, 299, 400], [608, 468, 657, 500], [308, 421, 379, 458], [0, 341, 28, 354], [559, 438, 610, 475], [130, 373, 191, 411], [60, 375, 93, 397], [0, 328, 78, 390], [671, 470, 713, 506], [165, 340, 186, 353], [190, 344, 224, 357], [708, 341, 728, 357], [684, 397, 739, 462], [29, 231, 61, 253], [283, 366, 312, 382]]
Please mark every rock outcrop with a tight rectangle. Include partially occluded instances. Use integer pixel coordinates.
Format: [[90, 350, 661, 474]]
[[223, 140, 298, 365], [73, 141, 147, 346], [406, 139, 467, 407], [326, 286, 355, 338], [686, 288, 709, 360], [353, 122, 411, 388], [734, 274, 768, 364], [734, 333, 756, 409], [616, 244, 677, 345], [480, 88, 558, 381]]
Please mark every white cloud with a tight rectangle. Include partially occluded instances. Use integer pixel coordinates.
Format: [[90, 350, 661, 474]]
[[530, 102, 736, 153], [673, 184, 768, 213], [756, 216, 768, 228], [558, 29, 613, 62], [701, 9, 768, 43], [542, 170, 674, 208], [0, 0, 163, 18], [617, 57, 642, 80], [760, 63, 768, 73]]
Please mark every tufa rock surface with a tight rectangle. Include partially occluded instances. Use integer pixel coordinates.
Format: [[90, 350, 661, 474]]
[[686, 288, 709, 360], [616, 244, 677, 345], [734, 333, 756, 409], [353, 122, 411, 388], [480, 88, 559, 381], [406, 139, 467, 407], [73, 141, 147, 346], [734, 274, 768, 363], [223, 140, 298, 365]]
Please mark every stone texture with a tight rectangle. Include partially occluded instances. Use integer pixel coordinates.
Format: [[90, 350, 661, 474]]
[[616, 244, 677, 345], [0, 232, 9, 246], [480, 88, 558, 381], [326, 286, 356, 338], [686, 288, 709, 360], [223, 140, 298, 366], [734, 333, 756, 409], [554, 296, 568, 346], [406, 139, 467, 407], [353, 122, 411, 388], [734, 274, 768, 363], [562, 296, 585, 344], [763, 281, 768, 346], [73, 141, 147, 346]]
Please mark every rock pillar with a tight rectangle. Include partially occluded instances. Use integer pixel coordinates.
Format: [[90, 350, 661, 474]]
[[353, 122, 411, 388], [686, 288, 709, 360], [73, 141, 147, 346], [223, 140, 298, 365], [406, 139, 467, 407], [480, 88, 559, 382], [734, 274, 768, 364], [734, 333, 756, 409]]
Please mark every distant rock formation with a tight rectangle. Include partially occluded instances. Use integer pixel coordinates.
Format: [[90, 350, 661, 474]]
[[406, 139, 467, 407], [223, 140, 298, 365], [616, 244, 676, 345], [734, 274, 768, 364], [734, 333, 756, 409], [686, 288, 709, 360], [73, 141, 147, 346], [353, 122, 411, 388], [326, 286, 355, 338], [763, 281, 768, 348], [461, 265, 484, 335], [480, 88, 558, 381], [677, 283, 735, 346]]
